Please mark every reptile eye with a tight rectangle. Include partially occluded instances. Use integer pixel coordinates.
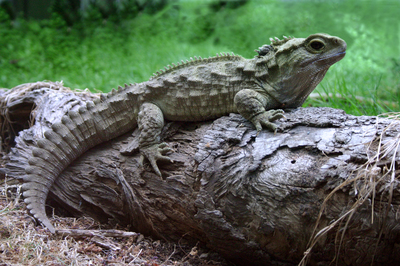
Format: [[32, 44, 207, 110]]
[[309, 40, 325, 51]]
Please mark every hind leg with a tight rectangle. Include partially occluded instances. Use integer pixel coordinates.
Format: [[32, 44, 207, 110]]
[[137, 102, 173, 177]]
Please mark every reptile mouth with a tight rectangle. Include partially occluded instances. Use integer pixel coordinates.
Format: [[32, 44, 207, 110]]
[[329, 50, 346, 64], [327, 49, 346, 58], [335, 50, 346, 58], [309, 50, 346, 66]]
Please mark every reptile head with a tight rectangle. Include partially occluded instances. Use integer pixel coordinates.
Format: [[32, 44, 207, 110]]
[[268, 33, 347, 107], [298, 33, 347, 68]]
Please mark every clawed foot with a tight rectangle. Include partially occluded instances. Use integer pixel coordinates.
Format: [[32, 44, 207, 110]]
[[140, 142, 173, 177], [251, 109, 285, 132]]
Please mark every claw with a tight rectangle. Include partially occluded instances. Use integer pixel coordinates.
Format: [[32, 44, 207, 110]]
[[267, 109, 285, 121], [149, 156, 163, 177], [140, 142, 174, 177], [251, 109, 285, 132]]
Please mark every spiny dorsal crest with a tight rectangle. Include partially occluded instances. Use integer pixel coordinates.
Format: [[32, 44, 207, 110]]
[[255, 45, 274, 57], [269, 35, 294, 46], [109, 83, 134, 95], [149, 52, 242, 80], [255, 35, 294, 57], [254, 36, 294, 57]]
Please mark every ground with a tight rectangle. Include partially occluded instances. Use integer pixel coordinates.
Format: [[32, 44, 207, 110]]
[[0, 177, 229, 266]]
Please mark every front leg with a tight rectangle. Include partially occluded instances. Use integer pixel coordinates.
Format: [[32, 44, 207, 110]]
[[234, 89, 284, 132], [137, 102, 173, 177]]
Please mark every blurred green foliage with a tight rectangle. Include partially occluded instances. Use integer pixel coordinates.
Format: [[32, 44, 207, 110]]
[[0, 0, 399, 115]]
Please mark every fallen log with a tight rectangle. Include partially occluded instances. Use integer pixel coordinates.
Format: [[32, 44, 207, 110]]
[[2, 82, 400, 266]]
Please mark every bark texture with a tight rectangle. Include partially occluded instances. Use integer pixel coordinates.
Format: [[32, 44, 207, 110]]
[[2, 82, 400, 266]]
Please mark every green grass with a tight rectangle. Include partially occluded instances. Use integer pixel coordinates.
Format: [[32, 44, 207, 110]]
[[0, 0, 399, 115]]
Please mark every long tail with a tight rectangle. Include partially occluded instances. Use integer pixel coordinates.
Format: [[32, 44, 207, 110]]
[[22, 91, 137, 233]]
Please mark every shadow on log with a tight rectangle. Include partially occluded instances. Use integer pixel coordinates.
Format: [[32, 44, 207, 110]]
[[2, 82, 400, 266]]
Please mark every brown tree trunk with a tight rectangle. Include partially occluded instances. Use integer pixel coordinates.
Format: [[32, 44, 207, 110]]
[[2, 82, 400, 266]]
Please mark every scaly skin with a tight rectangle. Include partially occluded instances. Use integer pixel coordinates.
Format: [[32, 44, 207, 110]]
[[20, 33, 346, 233]]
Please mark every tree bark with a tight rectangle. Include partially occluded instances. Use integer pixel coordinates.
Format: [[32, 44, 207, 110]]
[[2, 82, 400, 266]]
